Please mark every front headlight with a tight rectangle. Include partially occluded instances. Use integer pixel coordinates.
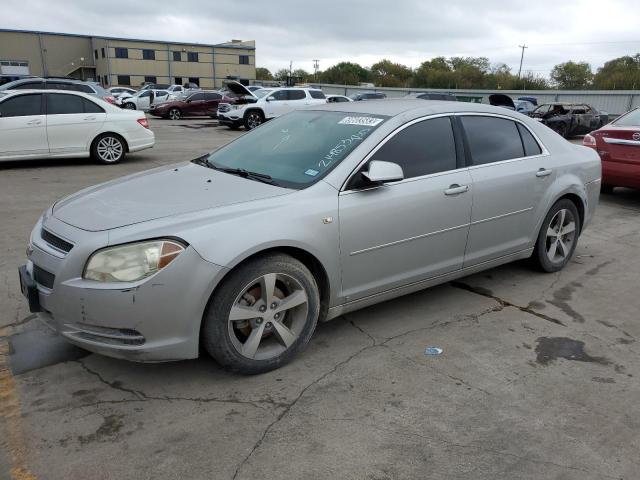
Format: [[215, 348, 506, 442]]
[[83, 240, 185, 282]]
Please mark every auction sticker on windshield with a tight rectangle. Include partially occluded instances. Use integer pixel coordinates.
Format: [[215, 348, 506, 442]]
[[338, 116, 384, 126]]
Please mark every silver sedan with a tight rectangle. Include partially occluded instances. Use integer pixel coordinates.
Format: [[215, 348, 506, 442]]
[[19, 100, 601, 374]]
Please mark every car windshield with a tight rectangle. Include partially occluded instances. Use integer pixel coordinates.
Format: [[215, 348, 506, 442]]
[[203, 110, 387, 189], [613, 108, 640, 127], [254, 89, 272, 99]]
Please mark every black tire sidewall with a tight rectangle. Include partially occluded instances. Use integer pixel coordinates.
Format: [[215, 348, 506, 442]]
[[534, 199, 581, 272], [91, 134, 126, 164], [169, 108, 181, 120], [243, 110, 263, 130], [202, 253, 320, 374]]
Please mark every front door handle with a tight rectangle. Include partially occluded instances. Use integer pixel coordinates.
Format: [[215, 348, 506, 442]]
[[444, 184, 469, 196], [536, 168, 553, 177], [27, 119, 42, 125]]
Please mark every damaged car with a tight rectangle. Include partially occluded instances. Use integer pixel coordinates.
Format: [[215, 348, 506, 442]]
[[529, 103, 603, 138]]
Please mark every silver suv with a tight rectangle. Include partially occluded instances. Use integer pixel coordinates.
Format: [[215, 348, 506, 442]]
[[0, 77, 114, 103]]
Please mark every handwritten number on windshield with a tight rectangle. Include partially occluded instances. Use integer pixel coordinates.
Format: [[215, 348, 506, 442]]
[[320, 128, 371, 168]]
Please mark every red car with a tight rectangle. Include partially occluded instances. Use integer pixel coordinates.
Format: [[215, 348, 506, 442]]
[[148, 91, 236, 120], [584, 108, 640, 192]]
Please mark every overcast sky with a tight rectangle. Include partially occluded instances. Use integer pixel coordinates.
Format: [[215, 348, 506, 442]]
[[3, 0, 640, 78]]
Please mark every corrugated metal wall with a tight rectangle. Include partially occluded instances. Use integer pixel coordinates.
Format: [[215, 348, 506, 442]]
[[313, 84, 640, 115]]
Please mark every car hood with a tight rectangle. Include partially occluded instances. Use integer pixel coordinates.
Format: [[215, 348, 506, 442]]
[[488, 94, 515, 109], [224, 81, 256, 98], [52, 162, 292, 231]]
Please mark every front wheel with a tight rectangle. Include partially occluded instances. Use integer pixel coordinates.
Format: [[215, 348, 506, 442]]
[[202, 254, 320, 374], [123, 102, 136, 110], [532, 199, 580, 272], [244, 110, 264, 130], [168, 108, 182, 120]]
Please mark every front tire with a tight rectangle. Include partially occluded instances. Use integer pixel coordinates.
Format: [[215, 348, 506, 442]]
[[202, 253, 320, 374], [244, 110, 264, 130], [91, 134, 126, 164], [168, 108, 182, 120], [123, 102, 136, 110], [532, 199, 580, 272]]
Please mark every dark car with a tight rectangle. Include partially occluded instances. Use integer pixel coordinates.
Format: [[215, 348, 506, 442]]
[[148, 91, 236, 120], [583, 107, 640, 192], [405, 92, 457, 101], [529, 103, 602, 138], [0, 77, 114, 104], [349, 92, 387, 101]]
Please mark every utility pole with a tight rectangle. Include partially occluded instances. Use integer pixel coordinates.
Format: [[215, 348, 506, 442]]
[[289, 60, 293, 86], [517, 45, 528, 79], [313, 59, 319, 82]]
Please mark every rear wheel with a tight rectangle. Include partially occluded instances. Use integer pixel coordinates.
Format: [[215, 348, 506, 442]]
[[244, 110, 264, 130], [601, 184, 614, 194], [168, 108, 182, 120], [91, 134, 126, 164], [532, 199, 580, 272], [202, 253, 320, 374]]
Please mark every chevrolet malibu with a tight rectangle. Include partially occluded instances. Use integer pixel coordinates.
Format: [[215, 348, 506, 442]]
[[19, 101, 601, 374]]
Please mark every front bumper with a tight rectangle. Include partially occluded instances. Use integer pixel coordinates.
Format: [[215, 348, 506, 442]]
[[217, 112, 243, 127], [20, 214, 227, 362]]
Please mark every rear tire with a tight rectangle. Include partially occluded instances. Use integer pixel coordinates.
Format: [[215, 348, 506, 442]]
[[123, 102, 136, 110], [531, 199, 581, 272], [601, 184, 614, 194], [202, 253, 320, 374], [91, 134, 126, 164]]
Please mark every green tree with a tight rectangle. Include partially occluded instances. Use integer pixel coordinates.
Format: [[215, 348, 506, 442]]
[[274, 68, 290, 81], [319, 62, 370, 85], [550, 61, 593, 89], [255, 67, 273, 80], [593, 54, 640, 90], [370, 59, 413, 87], [411, 57, 454, 88], [292, 69, 310, 82]]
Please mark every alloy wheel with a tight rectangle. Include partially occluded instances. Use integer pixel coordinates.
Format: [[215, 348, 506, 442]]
[[545, 208, 576, 263], [96, 136, 124, 163], [169, 108, 181, 120], [247, 112, 262, 129], [227, 273, 308, 360]]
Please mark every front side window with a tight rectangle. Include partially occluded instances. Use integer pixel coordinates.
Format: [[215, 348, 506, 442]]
[[188, 93, 205, 101], [204, 92, 222, 101], [371, 117, 457, 179], [309, 90, 326, 99], [269, 90, 288, 101], [0, 94, 42, 117], [143, 49, 155, 60], [204, 110, 387, 189], [13, 81, 44, 90], [462, 116, 524, 165]]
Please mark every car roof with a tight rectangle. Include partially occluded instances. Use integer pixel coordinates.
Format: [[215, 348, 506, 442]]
[[308, 98, 528, 118], [2, 88, 98, 98]]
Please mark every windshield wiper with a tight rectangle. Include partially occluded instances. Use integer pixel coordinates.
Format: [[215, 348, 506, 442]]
[[211, 165, 279, 186]]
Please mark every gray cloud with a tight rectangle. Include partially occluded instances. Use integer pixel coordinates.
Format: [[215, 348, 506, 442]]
[[3, 0, 640, 77]]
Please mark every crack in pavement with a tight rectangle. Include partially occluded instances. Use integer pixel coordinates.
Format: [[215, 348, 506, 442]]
[[450, 281, 566, 326]]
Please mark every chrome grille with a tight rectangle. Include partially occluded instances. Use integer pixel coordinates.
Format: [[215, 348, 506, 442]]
[[218, 103, 231, 113]]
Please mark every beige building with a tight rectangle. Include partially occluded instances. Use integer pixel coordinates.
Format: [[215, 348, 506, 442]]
[[0, 29, 256, 89]]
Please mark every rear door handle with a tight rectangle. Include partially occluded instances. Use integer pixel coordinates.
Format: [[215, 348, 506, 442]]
[[27, 119, 42, 125], [83, 116, 96, 121], [444, 184, 469, 196], [536, 168, 553, 177]]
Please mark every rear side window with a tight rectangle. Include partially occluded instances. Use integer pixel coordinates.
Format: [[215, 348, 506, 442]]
[[287, 90, 306, 101], [204, 92, 222, 101], [309, 90, 325, 99], [0, 94, 42, 117], [517, 123, 542, 156], [46, 94, 105, 114], [82, 98, 105, 113], [373, 117, 457, 179], [462, 116, 524, 165], [188, 93, 205, 101]]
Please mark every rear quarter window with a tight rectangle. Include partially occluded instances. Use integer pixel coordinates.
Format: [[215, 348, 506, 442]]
[[517, 123, 542, 156]]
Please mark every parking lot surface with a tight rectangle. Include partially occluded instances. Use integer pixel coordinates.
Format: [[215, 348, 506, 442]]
[[1, 118, 639, 479]]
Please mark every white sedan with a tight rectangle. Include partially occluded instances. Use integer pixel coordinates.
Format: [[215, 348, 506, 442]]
[[0, 89, 155, 164], [116, 89, 170, 111]]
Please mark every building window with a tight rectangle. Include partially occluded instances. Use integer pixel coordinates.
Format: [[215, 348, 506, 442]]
[[144, 76, 157, 84], [101, 47, 105, 58], [239, 55, 249, 65], [188, 77, 199, 86], [142, 49, 155, 60], [117, 75, 131, 85], [187, 51, 198, 62], [174, 77, 182, 86], [173, 51, 182, 61], [115, 48, 128, 59], [94, 49, 98, 60], [103, 75, 109, 85]]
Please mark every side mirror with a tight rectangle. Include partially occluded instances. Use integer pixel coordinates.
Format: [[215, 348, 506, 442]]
[[266, 96, 275, 102], [362, 160, 404, 184]]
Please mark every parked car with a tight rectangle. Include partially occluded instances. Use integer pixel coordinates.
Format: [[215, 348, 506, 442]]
[[514, 99, 536, 115], [583, 107, 640, 192], [140, 83, 170, 91], [0, 89, 154, 163], [217, 81, 326, 130], [518, 96, 538, 106], [349, 92, 387, 101], [247, 86, 263, 93], [108, 87, 137, 98], [116, 89, 170, 111], [405, 92, 457, 101], [326, 94, 353, 103], [149, 91, 236, 119], [0, 77, 115, 104], [530, 103, 602, 138], [18, 101, 600, 373]]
